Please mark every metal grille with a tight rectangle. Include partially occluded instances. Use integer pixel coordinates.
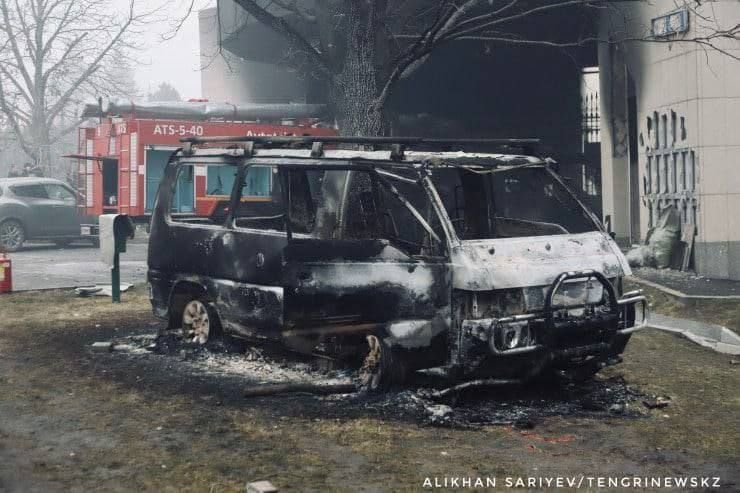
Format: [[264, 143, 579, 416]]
[[644, 111, 698, 231]]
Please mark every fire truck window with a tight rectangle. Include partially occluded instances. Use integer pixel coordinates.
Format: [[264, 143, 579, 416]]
[[11, 184, 48, 199], [233, 165, 286, 232]]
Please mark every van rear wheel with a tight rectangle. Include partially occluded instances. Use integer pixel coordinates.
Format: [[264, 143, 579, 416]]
[[182, 299, 219, 345], [359, 335, 407, 391]]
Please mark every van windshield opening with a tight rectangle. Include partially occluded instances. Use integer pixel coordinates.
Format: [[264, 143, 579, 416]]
[[429, 165, 598, 240]]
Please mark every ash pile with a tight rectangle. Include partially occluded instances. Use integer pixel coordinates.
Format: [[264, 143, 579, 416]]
[[107, 331, 646, 429]]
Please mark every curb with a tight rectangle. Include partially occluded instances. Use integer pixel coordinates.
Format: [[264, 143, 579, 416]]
[[631, 276, 740, 301]]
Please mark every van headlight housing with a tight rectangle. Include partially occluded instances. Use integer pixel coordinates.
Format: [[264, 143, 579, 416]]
[[492, 320, 532, 351]]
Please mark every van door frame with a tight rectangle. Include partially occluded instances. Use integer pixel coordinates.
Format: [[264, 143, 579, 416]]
[[145, 146, 194, 214]]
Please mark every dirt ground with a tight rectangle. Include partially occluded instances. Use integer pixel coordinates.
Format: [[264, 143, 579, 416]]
[[0, 287, 738, 492]]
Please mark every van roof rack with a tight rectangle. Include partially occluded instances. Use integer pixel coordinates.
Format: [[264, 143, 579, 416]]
[[180, 135, 541, 157]]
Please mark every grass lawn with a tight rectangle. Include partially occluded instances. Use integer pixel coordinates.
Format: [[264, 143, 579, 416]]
[[0, 287, 737, 491]]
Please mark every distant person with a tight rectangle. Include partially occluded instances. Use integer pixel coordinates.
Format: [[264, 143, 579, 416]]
[[7, 164, 21, 178]]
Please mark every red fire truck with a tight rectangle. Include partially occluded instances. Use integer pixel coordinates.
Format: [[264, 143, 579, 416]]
[[72, 101, 337, 223]]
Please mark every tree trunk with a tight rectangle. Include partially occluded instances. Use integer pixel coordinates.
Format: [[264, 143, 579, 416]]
[[333, 2, 385, 137], [29, 117, 50, 167]]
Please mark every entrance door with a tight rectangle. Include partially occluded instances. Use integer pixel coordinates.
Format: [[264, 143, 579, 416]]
[[102, 159, 118, 212]]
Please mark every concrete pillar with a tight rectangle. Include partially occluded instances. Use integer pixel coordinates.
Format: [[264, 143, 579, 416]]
[[598, 42, 631, 246]]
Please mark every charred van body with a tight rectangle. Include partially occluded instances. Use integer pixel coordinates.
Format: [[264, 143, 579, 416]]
[[147, 137, 647, 386]]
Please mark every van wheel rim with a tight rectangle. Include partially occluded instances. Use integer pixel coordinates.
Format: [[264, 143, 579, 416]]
[[183, 300, 210, 345], [0, 222, 23, 249]]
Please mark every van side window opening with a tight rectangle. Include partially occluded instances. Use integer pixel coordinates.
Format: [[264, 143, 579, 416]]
[[169, 163, 229, 225], [344, 170, 444, 256], [232, 165, 285, 232], [241, 165, 273, 197], [206, 165, 239, 196], [430, 166, 598, 239], [232, 166, 321, 235]]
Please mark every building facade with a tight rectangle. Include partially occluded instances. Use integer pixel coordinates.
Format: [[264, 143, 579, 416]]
[[599, 2, 740, 279]]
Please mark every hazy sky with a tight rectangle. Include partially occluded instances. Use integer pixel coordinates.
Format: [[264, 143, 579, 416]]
[[133, 0, 215, 100]]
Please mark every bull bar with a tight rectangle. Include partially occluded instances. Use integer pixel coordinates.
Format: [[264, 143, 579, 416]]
[[488, 270, 648, 356]]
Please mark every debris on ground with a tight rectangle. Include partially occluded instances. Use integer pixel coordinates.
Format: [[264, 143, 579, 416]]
[[244, 382, 357, 397], [246, 480, 278, 493], [108, 331, 647, 429], [90, 341, 113, 352], [75, 283, 133, 297], [642, 395, 671, 409], [627, 206, 681, 268]]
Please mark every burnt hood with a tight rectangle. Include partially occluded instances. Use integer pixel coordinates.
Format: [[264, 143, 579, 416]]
[[450, 231, 630, 291]]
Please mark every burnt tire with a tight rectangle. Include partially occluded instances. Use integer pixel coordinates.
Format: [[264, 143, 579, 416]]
[[0, 219, 25, 252], [180, 297, 221, 346], [359, 335, 408, 391]]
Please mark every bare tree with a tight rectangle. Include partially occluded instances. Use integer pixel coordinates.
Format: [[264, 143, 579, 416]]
[[226, 0, 740, 136], [0, 0, 154, 166], [148, 82, 182, 102]]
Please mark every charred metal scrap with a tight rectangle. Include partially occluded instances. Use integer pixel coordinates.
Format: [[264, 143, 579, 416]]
[[146, 136, 648, 391]]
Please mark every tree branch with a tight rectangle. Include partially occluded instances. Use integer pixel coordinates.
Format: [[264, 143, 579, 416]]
[[0, 0, 36, 99], [0, 80, 33, 156], [45, 1, 136, 124]]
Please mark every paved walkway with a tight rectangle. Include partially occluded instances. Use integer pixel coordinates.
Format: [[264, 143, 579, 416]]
[[649, 313, 740, 355]]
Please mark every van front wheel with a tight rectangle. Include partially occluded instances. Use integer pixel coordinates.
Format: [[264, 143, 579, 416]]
[[182, 299, 219, 345]]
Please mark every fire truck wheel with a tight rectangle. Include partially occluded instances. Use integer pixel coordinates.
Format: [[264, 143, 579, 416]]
[[0, 220, 25, 252]]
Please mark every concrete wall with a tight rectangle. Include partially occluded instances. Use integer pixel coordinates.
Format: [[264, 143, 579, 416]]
[[199, 8, 309, 104], [600, 1, 740, 279]]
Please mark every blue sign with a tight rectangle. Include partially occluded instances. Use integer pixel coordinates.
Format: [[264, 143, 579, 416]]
[[652, 9, 689, 37]]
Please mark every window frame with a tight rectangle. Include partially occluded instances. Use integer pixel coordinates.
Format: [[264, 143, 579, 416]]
[[164, 159, 238, 231], [426, 164, 603, 242], [11, 183, 49, 199], [44, 183, 76, 203], [229, 163, 291, 237]]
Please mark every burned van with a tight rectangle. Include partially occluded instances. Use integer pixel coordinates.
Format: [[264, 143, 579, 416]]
[[147, 137, 647, 386]]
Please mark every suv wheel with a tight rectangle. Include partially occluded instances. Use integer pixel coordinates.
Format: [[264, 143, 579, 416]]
[[0, 220, 25, 252], [182, 299, 220, 345]]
